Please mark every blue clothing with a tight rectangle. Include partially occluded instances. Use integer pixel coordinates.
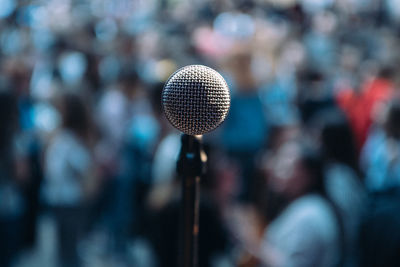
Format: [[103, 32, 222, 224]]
[[221, 91, 268, 152], [260, 80, 299, 126], [362, 129, 400, 191]]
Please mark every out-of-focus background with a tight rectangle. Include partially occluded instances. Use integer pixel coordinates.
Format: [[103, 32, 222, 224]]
[[1, 0, 400, 267]]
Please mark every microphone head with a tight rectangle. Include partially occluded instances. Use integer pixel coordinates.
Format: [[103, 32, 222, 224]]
[[162, 65, 230, 135]]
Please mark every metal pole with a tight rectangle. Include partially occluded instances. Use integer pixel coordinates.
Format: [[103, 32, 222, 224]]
[[178, 134, 205, 267]]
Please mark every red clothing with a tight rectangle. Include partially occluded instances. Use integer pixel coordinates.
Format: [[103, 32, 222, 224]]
[[336, 78, 393, 150]]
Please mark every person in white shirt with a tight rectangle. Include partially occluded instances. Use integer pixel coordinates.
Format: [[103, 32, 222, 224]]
[[43, 93, 94, 267], [260, 139, 340, 267]]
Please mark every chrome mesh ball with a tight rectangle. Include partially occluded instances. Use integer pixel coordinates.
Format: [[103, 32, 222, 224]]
[[162, 65, 230, 135]]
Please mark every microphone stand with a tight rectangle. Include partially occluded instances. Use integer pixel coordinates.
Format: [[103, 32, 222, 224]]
[[177, 134, 206, 267]]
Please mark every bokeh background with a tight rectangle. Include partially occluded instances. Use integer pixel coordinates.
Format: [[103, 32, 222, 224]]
[[1, 0, 400, 266]]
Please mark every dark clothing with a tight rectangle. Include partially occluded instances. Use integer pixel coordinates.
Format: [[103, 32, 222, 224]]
[[0, 217, 23, 267], [145, 196, 228, 267], [52, 205, 87, 267], [359, 188, 400, 267]]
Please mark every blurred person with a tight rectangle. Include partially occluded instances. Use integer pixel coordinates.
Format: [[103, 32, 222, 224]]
[[227, 121, 302, 267], [311, 108, 366, 267], [2, 57, 44, 252], [10, 58, 44, 251], [336, 65, 395, 150], [110, 91, 160, 258], [297, 68, 336, 124], [258, 139, 340, 267], [97, 70, 161, 260], [303, 11, 338, 74], [18, 122, 43, 251], [332, 44, 362, 99], [96, 72, 136, 169], [358, 100, 400, 267], [42, 93, 95, 267], [95, 68, 146, 175], [258, 35, 304, 128], [0, 91, 26, 267], [220, 49, 269, 202], [362, 99, 400, 192], [94, 69, 141, 241]]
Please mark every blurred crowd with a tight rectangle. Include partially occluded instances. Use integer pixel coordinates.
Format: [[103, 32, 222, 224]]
[[1, 0, 400, 267]]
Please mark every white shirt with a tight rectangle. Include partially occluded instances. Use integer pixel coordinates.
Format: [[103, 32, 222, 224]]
[[43, 130, 91, 206], [260, 194, 339, 267]]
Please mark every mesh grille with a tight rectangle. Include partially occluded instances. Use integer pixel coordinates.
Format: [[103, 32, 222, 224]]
[[162, 65, 230, 135]]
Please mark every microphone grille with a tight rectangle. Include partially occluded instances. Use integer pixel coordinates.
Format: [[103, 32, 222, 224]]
[[162, 65, 230, 135]]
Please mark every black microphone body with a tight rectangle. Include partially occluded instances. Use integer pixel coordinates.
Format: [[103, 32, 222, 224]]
[[177, 134, 205, 267]]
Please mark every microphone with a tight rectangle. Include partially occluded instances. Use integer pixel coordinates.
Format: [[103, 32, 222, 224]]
[[162, 65, 230, 267], [162, 65, 230, 135]]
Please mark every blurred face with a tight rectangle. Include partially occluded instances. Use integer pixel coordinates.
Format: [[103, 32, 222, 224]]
[[266, 141, 310, 199]]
